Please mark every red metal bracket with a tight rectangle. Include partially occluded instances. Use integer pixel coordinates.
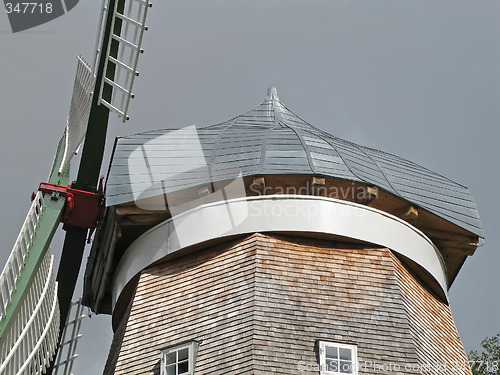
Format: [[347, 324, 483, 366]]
[[38, 177, 105, 231]]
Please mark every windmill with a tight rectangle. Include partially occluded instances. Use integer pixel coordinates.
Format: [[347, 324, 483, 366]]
[[0, 2, 488, 375], [0, 0, 152, 373]]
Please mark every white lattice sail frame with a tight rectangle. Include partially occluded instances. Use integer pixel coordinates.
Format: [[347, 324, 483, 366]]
[[0, 249, 60, 375], [97, 0, 151, 121], [59, 56, 96, 175]]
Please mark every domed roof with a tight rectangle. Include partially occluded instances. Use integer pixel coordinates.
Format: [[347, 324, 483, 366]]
[[106, 88, 482, 236]]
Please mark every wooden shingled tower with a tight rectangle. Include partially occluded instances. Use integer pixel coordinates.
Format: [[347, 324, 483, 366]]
[[84, 88, 483, 375]]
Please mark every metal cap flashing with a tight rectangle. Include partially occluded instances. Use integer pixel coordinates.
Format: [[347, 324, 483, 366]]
[[105, 88, 483, 237]]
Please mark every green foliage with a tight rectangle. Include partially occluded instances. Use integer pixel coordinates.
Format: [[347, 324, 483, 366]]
[[469, 333, 500, 375]]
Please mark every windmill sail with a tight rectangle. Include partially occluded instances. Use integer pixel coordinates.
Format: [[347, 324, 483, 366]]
[[0, 0, 152, 372], [53, 299, 86, 375], [0, 135, 69, 374], [0, 250, 59, 375], [59, 0, 151, 173], [97, 0, 151, 121], [59, 57, 95, 175]]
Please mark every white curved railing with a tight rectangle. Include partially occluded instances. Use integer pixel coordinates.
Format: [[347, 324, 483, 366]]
[[0, 250, 60, 374], [0, 192, 45, 320], [113, 195, 449, 306]]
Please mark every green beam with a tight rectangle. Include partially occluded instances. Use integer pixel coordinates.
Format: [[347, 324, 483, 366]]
[[0, 195, 65, 336], [0, 134, 69, 337]]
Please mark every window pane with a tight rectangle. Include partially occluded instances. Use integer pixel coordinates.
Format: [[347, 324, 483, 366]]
[[178, 348, 189, 361], [340, 360, 353, 374], [339, 348, 352, 361], [166, 364, 176, 375], [327, 359, 339, 372], [165, 352, 177, 365], [325, 346, 338, 359], [178, 360, 189, 374]]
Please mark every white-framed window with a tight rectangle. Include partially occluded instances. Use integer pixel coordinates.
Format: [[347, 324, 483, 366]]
[[318, 341, 358, 375], [160, 341, 197, 375]]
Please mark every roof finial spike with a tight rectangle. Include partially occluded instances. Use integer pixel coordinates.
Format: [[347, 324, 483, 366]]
[[266, 87, 279, 102]]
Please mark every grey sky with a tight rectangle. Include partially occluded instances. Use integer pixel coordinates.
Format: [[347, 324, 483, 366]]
[[1, 1, 499, 373]]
